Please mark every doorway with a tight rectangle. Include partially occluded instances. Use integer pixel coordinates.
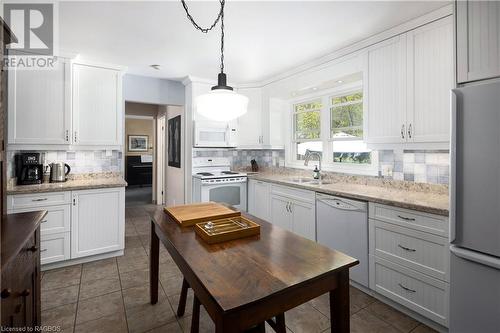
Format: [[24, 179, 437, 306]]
[[124, 114, 155, 206]]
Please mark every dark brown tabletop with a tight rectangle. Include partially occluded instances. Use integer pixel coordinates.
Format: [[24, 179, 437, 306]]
[[149, 206, 358, 332], [2, 211, 47, 270]]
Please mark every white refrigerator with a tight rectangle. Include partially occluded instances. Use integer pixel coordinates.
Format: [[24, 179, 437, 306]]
[[449, 80, 500, 333]]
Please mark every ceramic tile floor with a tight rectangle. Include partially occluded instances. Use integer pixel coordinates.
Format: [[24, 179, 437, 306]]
[[41, 204, 438, 333]]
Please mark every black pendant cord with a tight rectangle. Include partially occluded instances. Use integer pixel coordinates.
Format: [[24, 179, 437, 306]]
[[180, 0, 226, 74]]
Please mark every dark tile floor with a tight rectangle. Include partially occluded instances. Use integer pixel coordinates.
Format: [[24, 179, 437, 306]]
[[41, 204, 438, 333]]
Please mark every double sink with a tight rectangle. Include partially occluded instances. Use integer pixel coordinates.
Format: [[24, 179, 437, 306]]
[[287, 177, 332, 186]]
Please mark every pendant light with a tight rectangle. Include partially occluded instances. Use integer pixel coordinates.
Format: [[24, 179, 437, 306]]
[[181, 0, 248, 121]]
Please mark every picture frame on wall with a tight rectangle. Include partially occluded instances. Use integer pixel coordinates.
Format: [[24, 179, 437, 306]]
[[168, 115, 181, 168], [128, 135, 148, 152]]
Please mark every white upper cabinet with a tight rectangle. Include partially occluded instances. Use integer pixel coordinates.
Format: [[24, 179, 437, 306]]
[[406, 16, 454, 142], [8, 57, 71, 145], [457, 0, 500, 83], [237, 88, 263, 147], [366, 16, 453, 145], [72, 63, 123, 146], [366, 35, 407, 144], [235, 87, 285, 149]]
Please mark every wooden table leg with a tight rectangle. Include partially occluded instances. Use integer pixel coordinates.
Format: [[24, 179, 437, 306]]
[[330, 270, 349, 333], [191, 295, 200, 333], [149, 220, 160, 305], [177, 278, 189, 317]]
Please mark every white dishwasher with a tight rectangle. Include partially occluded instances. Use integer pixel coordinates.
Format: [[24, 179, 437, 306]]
[[316, 193, 369, 287]]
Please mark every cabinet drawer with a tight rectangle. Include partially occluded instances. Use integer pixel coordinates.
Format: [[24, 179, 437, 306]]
[[270, 184, 315, 203], [370, 256, 449, 326], [40, 233, 70, 265], [370, 220, 449, 281], [8, 192, 71, 210], [9, 205, 70, 235], [369, 203, 448, 237]]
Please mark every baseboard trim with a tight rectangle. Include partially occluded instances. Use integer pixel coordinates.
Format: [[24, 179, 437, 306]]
[[41, 250, 124, 271]]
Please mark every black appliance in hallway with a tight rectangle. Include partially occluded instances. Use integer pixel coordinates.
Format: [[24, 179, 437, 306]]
[[15, 152, 43, 185]]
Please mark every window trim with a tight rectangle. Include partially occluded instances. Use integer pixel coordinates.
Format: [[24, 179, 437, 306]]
[[286, 82, 379, 176]]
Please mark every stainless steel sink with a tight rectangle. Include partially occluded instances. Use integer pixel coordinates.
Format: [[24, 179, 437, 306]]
[[287, 178, 331, 185], [287, 177, 312, 183], [307, 180, 332, 186]]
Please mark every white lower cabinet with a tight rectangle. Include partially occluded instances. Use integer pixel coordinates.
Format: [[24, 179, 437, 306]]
[[41, 233, 71, 265], [8, 187, 125, 266], [269, 184, 316, 241], [370, 256, 449, 326], [369, 203, 450, 327], [270, 194, 293, 231], [71, 188, 125, 258], [247, 179, 271, 221]]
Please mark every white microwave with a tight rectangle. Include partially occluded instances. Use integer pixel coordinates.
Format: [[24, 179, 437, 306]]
[[193, 121, 238, 148]]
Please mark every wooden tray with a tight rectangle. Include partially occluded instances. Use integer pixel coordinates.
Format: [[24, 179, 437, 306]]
[[164, 202, 241, 227], [194, 216, 260, 244]]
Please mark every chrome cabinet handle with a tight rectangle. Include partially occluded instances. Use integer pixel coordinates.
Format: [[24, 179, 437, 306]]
[[32, 198, 48, 202], [40, 249, 48, 253], [398, 244, 416, 252], [289, 202, 293, 213], [397, 215, 415, 221], [65, 130, 69, 142], [398, 283, 416, 293], [41, 220, 47, 223], [408, 124, 412, 139], [73, 198, 77, 206], [285, 202, 290, 213], [401, 124, 405, 139], [74, 131, 77, 143]]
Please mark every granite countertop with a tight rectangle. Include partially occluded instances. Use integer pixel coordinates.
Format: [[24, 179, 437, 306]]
[[7, 177, 127, 195], [249, 173, 449, 216]]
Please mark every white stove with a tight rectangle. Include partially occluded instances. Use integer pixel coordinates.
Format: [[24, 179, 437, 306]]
[[192, 157, 247, 211]]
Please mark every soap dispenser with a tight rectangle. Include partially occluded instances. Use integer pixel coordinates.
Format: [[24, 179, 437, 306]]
[[313, 165, 320, 179]]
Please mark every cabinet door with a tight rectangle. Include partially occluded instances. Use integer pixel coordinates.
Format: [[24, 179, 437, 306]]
[[237, 88, 262, 147], [8, 57, 71, 144], [248, 180, 270, 221], [366, 36, 407, 143], [72, 64, 122, 146], [270, 194, 292, 231], [406, 16, 454, 142], [457, 1, 500, 83], [71, 188, 124, 258], [291, 199, 316, 241]]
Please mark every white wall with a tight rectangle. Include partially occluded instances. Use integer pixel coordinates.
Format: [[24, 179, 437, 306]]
[[123, 74, 185, 106], [166, 105, 185, 206]]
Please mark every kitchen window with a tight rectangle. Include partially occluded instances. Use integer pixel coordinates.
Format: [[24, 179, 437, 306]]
[[330, 92, 371, 165], [288, 83, 377, 175], [293, 99, 323, 160]]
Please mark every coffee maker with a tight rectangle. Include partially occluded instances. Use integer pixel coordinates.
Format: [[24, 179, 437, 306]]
[[15, 153, 43, 185]]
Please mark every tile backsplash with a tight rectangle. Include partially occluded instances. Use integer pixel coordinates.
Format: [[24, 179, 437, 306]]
[[7, 150, 123, 179], [193, 148, 449, 185], [378, 149, 449, 184], [192, 149, 286, 170]]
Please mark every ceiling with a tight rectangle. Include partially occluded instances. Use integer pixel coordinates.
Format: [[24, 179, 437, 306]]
[[60, 1, 449, 84]]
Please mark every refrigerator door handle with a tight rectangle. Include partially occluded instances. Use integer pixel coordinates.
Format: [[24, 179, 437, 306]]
[[450, 89, 458, 243], [450, 245, 500, 270]]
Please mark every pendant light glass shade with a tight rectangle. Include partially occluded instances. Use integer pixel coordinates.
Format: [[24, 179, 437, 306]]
[[195, 73, 248, 121], [196, 89, 248, 121]]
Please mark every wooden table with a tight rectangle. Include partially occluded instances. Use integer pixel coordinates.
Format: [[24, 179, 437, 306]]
[[149, 206, 358, 333]]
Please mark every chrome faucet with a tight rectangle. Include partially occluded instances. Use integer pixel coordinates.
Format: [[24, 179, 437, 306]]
[[304, 150, 322, 178]]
